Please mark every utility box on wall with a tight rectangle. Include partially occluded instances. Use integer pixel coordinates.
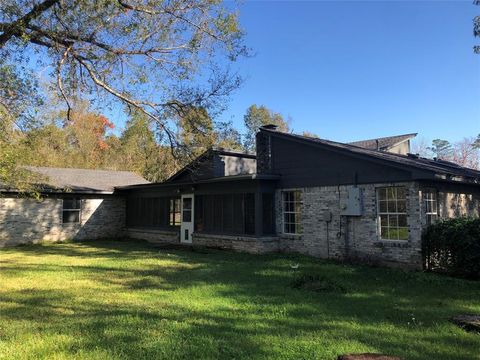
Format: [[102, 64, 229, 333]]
[[341, 187, 363, 216]]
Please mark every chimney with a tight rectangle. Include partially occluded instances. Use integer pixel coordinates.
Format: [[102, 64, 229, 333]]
[[260, 124, 278, 131], [375, 139, 380, 151]]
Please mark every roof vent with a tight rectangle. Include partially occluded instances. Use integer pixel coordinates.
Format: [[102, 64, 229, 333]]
[[407, 153, 419, 159], [260, 124, 278, 131]]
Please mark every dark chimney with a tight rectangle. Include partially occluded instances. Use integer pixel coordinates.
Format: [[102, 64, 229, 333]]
[[260, 124, 278, 131]]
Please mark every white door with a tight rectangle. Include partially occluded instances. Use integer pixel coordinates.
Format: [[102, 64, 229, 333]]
[[180, 194, 194, 244]]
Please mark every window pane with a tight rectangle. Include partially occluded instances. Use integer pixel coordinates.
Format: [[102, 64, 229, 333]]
[[397, 187, 406, 200], [63, 210, 80, 223], [387, 188, 396, 200], [183, 209, 192, 222], [398, 215, 407, 227], [398, 228, 408, 240], [63, 198, 80, 210], [379, 201, 387, 213], [378, 188, 387, 201], [397, 201, 406, 213], [387, 201, 397, 213], [380, 227, 389, 239], [388, 215, 398, 227]]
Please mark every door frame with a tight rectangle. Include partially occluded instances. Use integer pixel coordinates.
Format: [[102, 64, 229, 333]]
[[180, 194, 194, 244]]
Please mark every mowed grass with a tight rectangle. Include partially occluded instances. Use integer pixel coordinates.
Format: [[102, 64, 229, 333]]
[[0, 240, 479, 360]]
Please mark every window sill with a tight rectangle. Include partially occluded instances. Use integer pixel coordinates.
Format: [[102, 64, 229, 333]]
[[374, 240, 410, 248]]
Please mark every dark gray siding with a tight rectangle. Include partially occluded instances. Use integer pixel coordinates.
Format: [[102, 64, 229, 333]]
[[267, 136, 416, 188]]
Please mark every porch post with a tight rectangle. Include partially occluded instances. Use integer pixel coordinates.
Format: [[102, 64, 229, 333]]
[[254, 190, 263, 237]]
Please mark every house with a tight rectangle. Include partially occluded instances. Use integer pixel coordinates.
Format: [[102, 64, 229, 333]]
[[2, 126, 480, 269], [0, 167, 149, 246], [118, 126, 480, 269]]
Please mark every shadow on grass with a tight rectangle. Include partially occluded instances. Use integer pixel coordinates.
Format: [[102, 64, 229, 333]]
[[1, 239, 480, 359]]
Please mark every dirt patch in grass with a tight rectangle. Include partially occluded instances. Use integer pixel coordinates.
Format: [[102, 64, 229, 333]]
[[291, 274, 347, 293]]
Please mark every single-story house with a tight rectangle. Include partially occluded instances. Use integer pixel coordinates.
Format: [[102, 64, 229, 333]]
[[0, 167, 149, 246], [2, 126, 480, 269]]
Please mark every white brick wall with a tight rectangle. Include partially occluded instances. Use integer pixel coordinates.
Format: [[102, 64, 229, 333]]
[[0, 195, 126, 247], [275, 182, 423, 269]]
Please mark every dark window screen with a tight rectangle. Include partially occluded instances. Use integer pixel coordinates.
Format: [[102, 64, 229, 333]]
[[195, 193, 255, 235]]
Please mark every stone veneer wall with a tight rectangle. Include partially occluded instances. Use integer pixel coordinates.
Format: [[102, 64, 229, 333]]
[[192, 233, 279, 254], [0, 195, 125, 247], [275, 182, 424, 269], [126, 228, 180, 245]]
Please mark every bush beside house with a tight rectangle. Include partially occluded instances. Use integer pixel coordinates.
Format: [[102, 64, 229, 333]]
[[422, 218, 480, 279]]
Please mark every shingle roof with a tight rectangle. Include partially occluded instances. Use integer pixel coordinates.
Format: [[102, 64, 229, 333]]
[[262, 129, 480, 183], [23, 166, 149, 193], [348, 133, 417, 151]]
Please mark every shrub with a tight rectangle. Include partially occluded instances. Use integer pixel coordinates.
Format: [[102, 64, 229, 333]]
[[422, 217, 480, 279]]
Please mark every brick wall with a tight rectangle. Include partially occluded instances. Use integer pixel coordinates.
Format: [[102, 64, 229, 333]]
[[275, 182, 423, 269], [126, 228, 180, 244], [192, 233, 279, 254], [0, 195, 125, 247]]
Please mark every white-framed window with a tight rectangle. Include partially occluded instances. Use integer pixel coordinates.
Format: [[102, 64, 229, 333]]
[[377, 187, 408, 241], [169, 198, 181, 226], [62, 198, 81, 224], [282, 190, 302, 234], [424, 189, 438, 226]]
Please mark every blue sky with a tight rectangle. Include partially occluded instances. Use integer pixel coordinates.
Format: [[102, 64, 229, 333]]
[[217, 0, 480, 144]]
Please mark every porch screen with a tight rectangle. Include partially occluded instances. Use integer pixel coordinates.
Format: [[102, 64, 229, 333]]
[[195, 193, 256, 235], [127, 197, 180, 228]]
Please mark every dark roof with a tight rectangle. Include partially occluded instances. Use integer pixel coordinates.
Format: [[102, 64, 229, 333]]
[[348, 133, 417, 151], [166, 147, 256, 182], [117, 173, 279, 191], [19, 166, 149, 194], [261, 129, 480, 184]]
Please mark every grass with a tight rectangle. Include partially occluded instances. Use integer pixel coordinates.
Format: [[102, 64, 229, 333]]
[[0, 240, 479, 360]]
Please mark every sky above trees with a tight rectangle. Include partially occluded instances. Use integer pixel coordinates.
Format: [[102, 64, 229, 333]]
[[221, 1, 479, 144], [4, 1, 479, 144]]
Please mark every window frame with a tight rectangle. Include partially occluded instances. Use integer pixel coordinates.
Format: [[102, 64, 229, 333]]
[[62, 197, 82, 224], [376, 186, 408, 241], [423, 189, 438, 226], [282, 190, 303, 235]]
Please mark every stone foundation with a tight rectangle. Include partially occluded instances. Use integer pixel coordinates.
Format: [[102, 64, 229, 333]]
[[126, 228, 180, 245], [192, 233, 279, 254]]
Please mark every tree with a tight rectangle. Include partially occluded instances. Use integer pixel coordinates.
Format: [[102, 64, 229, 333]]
[[64, 105, 115, 168], [452, 137, 480, 170], [428, 139, 453, 160], [243, 104, 290, 152], [475, 0, 480, 54], [0, 0, 247, 153], [117, 111, 168, 181], [302, 131, 319, 139], [410, 137, 432, 158]]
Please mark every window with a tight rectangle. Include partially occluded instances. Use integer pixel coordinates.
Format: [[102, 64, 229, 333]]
[[424, 189, 438, 226], [283, 190, 302, 234], [62, 198, 81, 224], [169, 198, 181, 226], [377, 187, 408, 240], [182, 197, 192, 222]]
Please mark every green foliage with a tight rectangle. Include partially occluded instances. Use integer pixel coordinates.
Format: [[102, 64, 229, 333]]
[[0, 0, 247, 151], [0, 240, 479, 359], [243, 104, 290, 152], [422, 218, 480, 279]]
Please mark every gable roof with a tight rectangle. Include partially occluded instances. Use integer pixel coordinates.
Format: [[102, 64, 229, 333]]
[[348, 133, 417, 151], [17, 167, 149, 194], [260, 129, 480, 184], [166, 148, 256, 183]]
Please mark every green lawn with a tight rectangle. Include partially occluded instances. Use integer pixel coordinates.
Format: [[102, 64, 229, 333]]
[[0, 240, 479, 360]]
